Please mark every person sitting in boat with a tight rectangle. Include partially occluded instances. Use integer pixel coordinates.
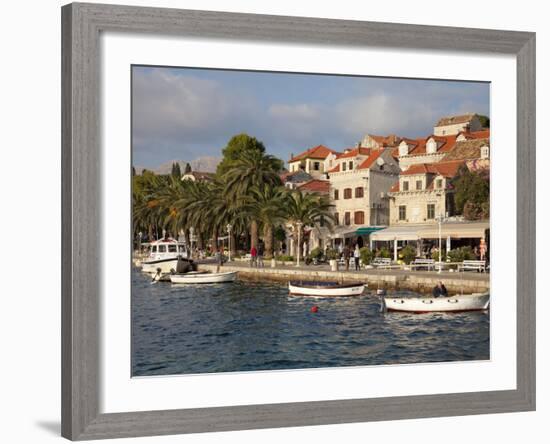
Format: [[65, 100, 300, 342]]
[[432, 281, 448, 298], [176, 255, 192, 274]]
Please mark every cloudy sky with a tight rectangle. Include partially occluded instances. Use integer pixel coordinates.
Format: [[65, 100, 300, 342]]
[[132, 66, 490, 168]]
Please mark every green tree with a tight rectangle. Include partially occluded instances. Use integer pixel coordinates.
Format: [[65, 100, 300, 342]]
[[453, 165, 490, 220], [283, 190, 335, 259], [399, 245, 416, 264], [248, 185, 289, 258], [476, 114, 490, 128], [171, 162, 181, 177], [222, 147, 284, 249], [216, 133, 279, 176], [184, 162, 192, 174], [359, 247, 374, 265]]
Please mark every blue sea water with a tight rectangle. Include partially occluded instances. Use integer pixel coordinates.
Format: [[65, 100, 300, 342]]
[[131, 268, 489, 376]]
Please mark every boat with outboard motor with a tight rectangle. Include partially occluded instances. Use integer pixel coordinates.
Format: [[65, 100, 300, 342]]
[[383, 292, 490, 313]]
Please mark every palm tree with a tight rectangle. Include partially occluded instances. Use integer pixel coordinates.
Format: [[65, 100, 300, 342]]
[[132, 172, 170, 241], [283, 190, 335, 259], [222, 150, 283, 249], [248, 185, 289, 258]]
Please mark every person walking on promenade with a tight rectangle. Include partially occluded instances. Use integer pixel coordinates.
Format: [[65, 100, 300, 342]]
[[354, 244, 361, 271], [338, 243, 344, 259], [250, 245, 257, 268], [343, 244, 350, 271], [257, 243, 265, 268]]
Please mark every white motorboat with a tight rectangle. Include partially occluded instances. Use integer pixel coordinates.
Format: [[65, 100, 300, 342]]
[[141, 237, 189, 276], [383, 293, 490, 313], [170, 271, 237, 284], [288, 281, 366, 297]]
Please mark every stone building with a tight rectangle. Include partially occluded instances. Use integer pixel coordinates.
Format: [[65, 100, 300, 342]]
[[433, 113, 482, 136], [396, 134, 458, 170], [327, 146, 400, 246], [287, 144, 337, 179], [387, 160, 465, 225]]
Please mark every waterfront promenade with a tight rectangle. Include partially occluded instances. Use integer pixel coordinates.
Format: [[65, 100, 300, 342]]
[[199, 261, 490, 294]]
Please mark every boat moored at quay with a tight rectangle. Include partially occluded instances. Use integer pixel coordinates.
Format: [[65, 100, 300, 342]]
[[383, 292, 490, 313], [288, 281, 366, 297]]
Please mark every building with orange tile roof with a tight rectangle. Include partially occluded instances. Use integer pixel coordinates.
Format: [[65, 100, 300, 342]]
[[297, 179, 330, 194], [327, 146, 400, 234], [288, 144, 339, 179], [388, 160, 467, 225]]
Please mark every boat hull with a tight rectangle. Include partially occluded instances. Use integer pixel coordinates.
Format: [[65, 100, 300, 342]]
[[170, 271, 237, 284], [141, 258, 179, 275], [288, 281, 366, 297], [384, 293, 490, 313]]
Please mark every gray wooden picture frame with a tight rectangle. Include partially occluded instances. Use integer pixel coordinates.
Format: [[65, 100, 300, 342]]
[[61, 2, 536, 440]]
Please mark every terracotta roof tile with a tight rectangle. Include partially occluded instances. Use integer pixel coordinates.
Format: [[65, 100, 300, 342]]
[[369, 134, 402, 147], [444, 139, 489, 161], [335, 147, 371, 159], [358, 149, 383, 169], [435, 113, 476, 127], [289, 144, 336, 162], [298, 179, 330, 194], [401, 160, 465, 178], [389, 181, 400, 192], [328, 164, 340, 173]]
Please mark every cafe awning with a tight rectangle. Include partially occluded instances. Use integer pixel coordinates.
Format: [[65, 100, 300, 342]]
[[329, 227, 357, 239], [370, 225, 421, 241], [330, 226, 387, 239], [355, 226, 385, 236], [417, 221, 489, 239]]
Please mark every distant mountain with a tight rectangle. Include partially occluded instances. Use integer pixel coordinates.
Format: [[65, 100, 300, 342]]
[[134, 156, 221, 175]]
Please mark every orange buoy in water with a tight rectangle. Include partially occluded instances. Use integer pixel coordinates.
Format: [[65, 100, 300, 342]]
[[310, 306, 319, 313]]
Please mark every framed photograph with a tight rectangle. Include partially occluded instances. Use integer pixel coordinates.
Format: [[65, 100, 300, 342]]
[[62, 2, 535, 440]]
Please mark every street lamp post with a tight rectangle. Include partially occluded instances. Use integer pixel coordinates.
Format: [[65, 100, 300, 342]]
[[226, 223, 232, 262], [189, 227, 195, 259], [296, 222, 303, 267], [435, 214, 444, 273]]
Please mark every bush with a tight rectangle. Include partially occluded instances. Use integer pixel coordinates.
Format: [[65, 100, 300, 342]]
[[399, 245, 416, 264], [448, 246, 476, 263], [429, 248, 442, 261], [308, 247, 323, 261], [325, 248, 340, 260], [359, 247, 374, 265], [377, 248, 391, 258], [275, 255, 294, 262]]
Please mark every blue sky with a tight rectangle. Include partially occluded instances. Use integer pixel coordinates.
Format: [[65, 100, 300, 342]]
[[132, 66, 489, 167]]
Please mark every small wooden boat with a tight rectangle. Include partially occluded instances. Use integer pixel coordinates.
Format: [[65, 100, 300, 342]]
[[288, 281, 366, 297], [383, 293, 490, 313], [170, 271, 237, 284]]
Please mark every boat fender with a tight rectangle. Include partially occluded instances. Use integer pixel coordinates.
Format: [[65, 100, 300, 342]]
[[310, 306, 319, 313]]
